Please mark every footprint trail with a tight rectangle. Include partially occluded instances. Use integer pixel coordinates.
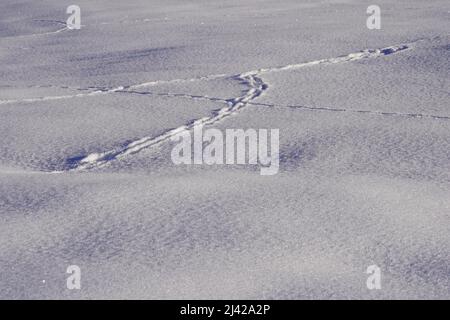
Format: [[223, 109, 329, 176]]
[[62, 42, 414, 172]]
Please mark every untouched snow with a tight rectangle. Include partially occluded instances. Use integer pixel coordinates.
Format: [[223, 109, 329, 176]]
[[0, 0, 449, 299]]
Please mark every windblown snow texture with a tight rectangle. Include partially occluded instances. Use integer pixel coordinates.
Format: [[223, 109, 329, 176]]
[[0, 0, 449, 299]]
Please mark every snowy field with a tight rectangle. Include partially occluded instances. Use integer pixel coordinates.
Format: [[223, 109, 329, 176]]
[[0, 0, 449, 299]]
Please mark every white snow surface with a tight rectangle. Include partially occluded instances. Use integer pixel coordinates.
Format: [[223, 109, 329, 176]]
[[0, 0, 449, 299]]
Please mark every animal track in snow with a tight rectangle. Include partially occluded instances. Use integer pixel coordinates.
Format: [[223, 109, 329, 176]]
[[3, 38, 444, 172], [60, 42, 421, 172]]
